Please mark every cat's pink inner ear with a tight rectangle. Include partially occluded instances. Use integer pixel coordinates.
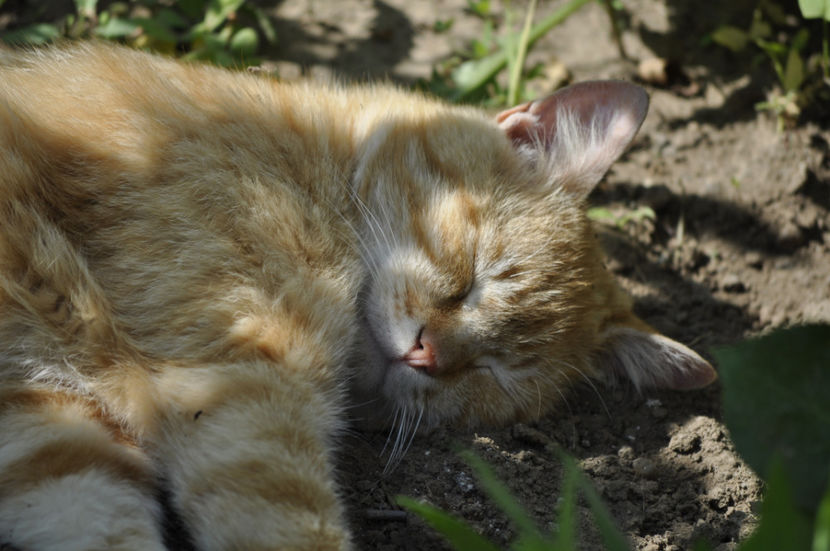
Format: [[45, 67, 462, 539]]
[[597, 327, 718, 391], [496, 81, 649, 196]]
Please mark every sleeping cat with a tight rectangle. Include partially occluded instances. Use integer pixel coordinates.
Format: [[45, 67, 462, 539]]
[[0, 42, 715, 550]]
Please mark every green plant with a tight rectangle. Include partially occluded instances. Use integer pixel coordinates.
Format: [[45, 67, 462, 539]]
[[586, 205, 656, 230], [0, 0, 276, 67], [420, 0, 616, 105], [711, 0, 830, 129]]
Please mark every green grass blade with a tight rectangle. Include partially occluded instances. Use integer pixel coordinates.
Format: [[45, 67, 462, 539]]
[[552, 454, 579, 550], [507, 0, 537, 106], [396, 496, 501, 551]]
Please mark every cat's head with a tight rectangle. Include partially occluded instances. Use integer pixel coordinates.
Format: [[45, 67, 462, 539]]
[[348, 81, 715, 433]]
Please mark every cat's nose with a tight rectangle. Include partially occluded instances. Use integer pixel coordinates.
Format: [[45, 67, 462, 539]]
[[402, 328, 438, 375]]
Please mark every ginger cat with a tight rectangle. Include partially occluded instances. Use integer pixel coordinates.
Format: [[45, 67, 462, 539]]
[[0, 42, 715, 550]]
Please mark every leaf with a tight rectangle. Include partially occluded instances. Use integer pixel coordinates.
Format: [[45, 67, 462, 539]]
[[715, 324, 830, 512], [798, 0, 830, 21], [466, 0, 491, 18], [396, 496, 501, 551], [230, 27, 258, 56], [132, 17, 178, 44], [203, 0, 245, 32], [94, 17, 139, 38], [792, 28, 812, 53], [739, 461, 812, 551], [0, 23, 60, 45], [711, 25, 751, 52], [74, 0, 98, 18], [783, 47, 805, 92], [587, 207, 616, 222], [246, 4, 277, 44]]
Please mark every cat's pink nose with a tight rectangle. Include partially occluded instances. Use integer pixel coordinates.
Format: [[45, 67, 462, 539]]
[[402, 329, 438, 375]]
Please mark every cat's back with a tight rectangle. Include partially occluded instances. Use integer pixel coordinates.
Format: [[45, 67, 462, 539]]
[[0, 43, 370, 366]]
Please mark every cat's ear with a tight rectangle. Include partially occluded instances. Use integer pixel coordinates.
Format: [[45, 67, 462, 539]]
[[595, 323, 717, 391], [496, 81, 648, 198]]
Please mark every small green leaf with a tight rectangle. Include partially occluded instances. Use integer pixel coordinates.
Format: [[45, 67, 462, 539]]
[[203, 0, 245, 32], [0, 23, 60, 45], [396, 496, 501, 551], [799, 0, 830, 21], [792, 28, 811, 52], [132, 17, 178, 44], [230, 27, 258, 56], [245, 5, 277, 44], [587, 207, 616, 222], [466, 0, 491, 18], [434, 18, 455, 33], [75, 0, 98, 18], [94, 17, 139, 38], [783, 47, 805, 92], [755, 38, 788, 57], [711, 25, 751, 52]]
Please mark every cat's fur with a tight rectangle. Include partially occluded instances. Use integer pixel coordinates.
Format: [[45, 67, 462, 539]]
[[0, 42, 715, 550]]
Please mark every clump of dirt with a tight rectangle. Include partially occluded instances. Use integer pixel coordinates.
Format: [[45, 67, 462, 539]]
[[262, 1, 828, 549]]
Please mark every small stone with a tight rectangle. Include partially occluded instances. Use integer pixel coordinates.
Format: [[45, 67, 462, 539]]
[[638, 57, 669, 86], [618, 445, 635, 462]]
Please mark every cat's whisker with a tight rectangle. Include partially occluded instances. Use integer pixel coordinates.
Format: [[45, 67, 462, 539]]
[[398, 406, 422, 463], [380, 406, 400, 457], [323, 196, 382, 279], [383, 406, 409, 474], [556, 359, 611, 419]]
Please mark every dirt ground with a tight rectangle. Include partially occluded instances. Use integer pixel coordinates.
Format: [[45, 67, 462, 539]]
[[257, 1, 829, 550], [3, 1, 828, 549]]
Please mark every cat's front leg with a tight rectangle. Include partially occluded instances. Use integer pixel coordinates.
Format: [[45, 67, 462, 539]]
[[151, 360, 351, 551]]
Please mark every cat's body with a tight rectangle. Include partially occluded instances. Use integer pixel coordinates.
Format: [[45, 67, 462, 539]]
[[0, 43, 715, 550]]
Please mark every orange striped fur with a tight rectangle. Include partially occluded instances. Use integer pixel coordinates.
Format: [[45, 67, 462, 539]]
[[0, 42, 714, 550]]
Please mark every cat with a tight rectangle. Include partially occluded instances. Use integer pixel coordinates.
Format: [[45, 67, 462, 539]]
[[0, 42, 716, 551]]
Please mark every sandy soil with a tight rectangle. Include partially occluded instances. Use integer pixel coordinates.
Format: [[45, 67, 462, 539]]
[[257, 1, 828, 549]]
